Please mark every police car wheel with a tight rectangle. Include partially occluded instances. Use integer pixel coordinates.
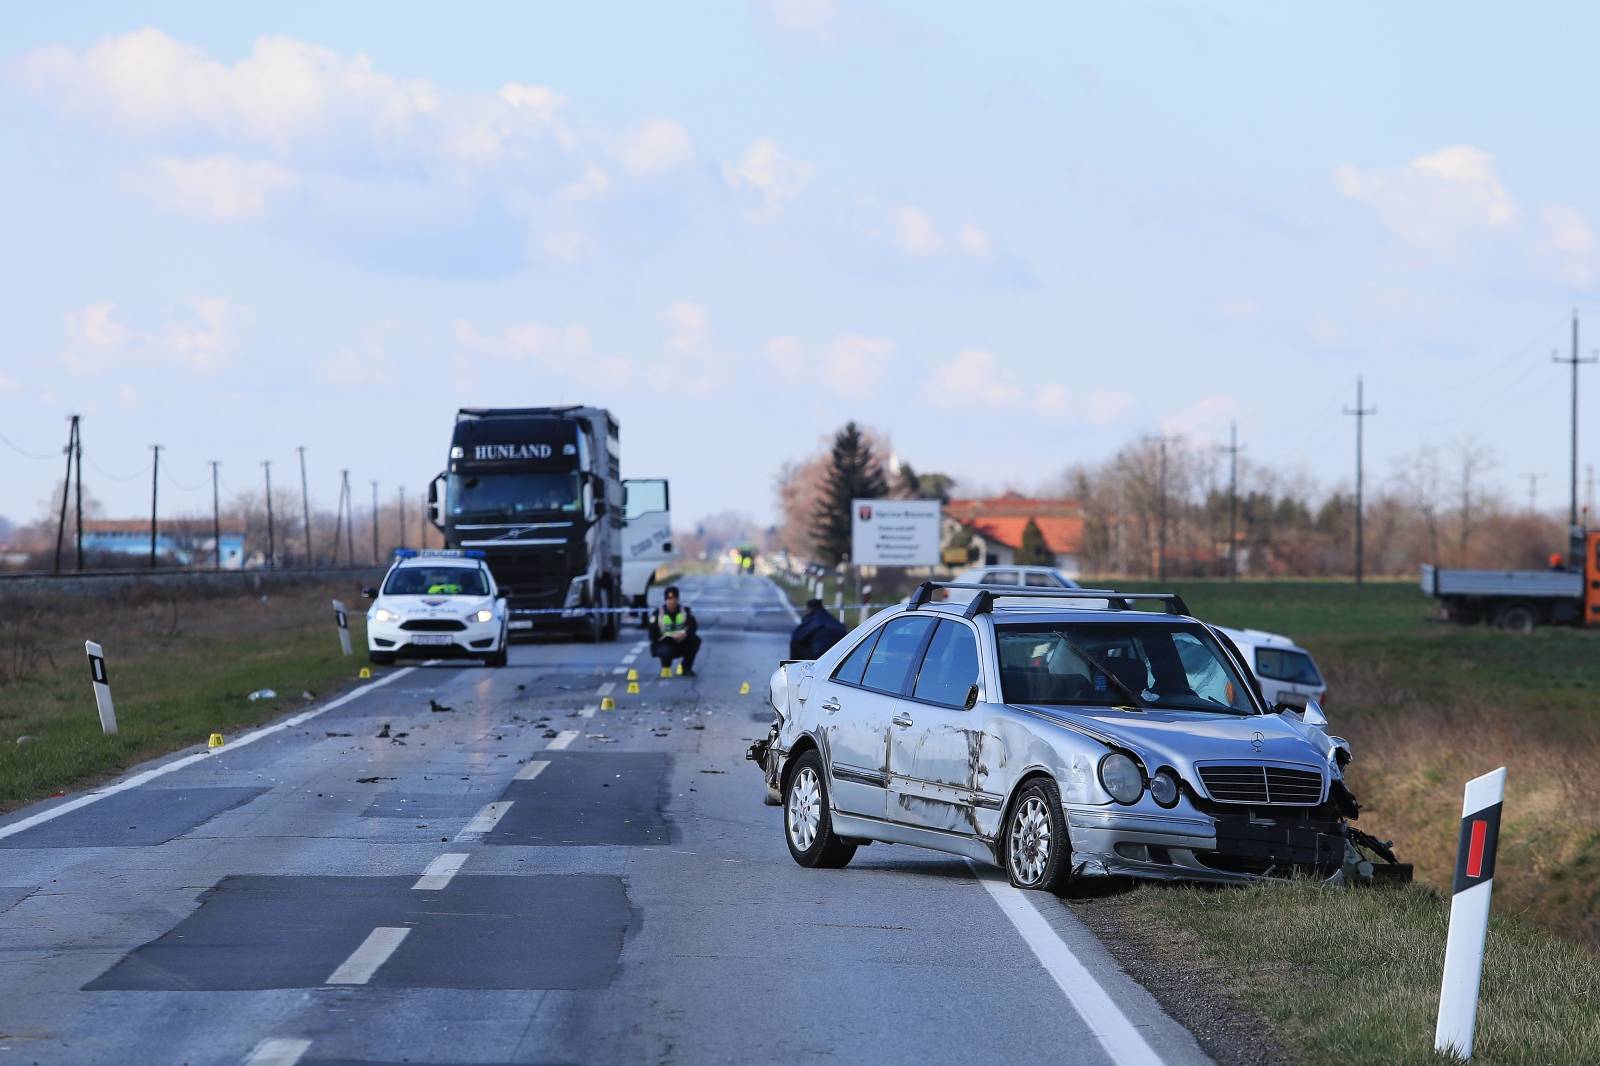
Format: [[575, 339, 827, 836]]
[[485, 645, 507, 668]]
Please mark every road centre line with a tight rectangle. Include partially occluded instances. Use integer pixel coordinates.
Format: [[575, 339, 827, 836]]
[[612, 666, 626, 674], [457, 802, 513, 839], [515, 759, 551, 782], [243, 1038, 312, 1066], [621, 653, 638, 664], [970, 863, 1164, 1066], [596, 680, 616, 696], [412, 853, 469, 891], [0, 666, 419, 842], [578, 705, 598, 719], [326, 927, 410, 985], [547, 730, 579, 750]]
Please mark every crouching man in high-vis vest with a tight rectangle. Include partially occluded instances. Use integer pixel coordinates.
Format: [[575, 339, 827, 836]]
[[649, 585, 701, 677]]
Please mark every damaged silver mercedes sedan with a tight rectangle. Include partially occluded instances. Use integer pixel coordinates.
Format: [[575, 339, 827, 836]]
[[748, 583, 1407, 892]]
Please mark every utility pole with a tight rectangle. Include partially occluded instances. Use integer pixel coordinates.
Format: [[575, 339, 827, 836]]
[[396, 485, 406, 552], [1586, 464, 1595, 524], [53, 415, 78, 574], [1553, 310, 1597, 529], [1522, 472, 1542, 514], [341, 470, 354, 565], [1220, 421, 1245, 581], [297, 446, 313, 568], [1344, 377, 1377, 586], [262, 460, 276, 568], [370, 480, 380, 563], [149, 444, 162, 568], [1150, 435, 1179, 580], [210, 461, 222, 569], [331, 475, 346, 565], [73, 420, 84, 570]]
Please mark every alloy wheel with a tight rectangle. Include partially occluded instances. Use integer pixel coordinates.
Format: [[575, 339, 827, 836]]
[[788, 767, 821, 852], [1008, 796, 1051, 886]]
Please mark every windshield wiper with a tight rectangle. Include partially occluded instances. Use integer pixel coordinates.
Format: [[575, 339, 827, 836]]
[[1052, 636, 1146, 709]]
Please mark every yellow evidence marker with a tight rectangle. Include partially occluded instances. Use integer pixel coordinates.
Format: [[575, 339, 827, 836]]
[[739, 682, 751, 695], [600, 696, 616, 711], [626, 668, 639, 681], [358, 667, 372, 679], [660, 666, 672, 679], [208, 733, 225, 749], [675, 662, 684, 676], [627, 680, 641, 695]]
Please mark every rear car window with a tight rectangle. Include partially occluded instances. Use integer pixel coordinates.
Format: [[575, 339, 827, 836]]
[[912, 621, 981, 707], [981, 571, 1019, 585], [1024, 572, 1058, 587], [832, 628, 882, 685], [860, 617, 936, 693], [1255, 647, 1323, 686]]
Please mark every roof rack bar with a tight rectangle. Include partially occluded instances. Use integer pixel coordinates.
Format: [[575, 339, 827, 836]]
[[909, 581, 1190, 617]]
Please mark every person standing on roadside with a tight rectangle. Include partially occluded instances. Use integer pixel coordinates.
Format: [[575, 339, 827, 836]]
[[650, 585, 701, 676]]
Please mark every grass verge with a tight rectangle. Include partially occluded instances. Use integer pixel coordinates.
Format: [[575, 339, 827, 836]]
[[0, 578, 379, 813]]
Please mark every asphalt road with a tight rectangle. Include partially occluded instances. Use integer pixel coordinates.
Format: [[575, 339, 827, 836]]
[[0, 573, 1210, 1066]]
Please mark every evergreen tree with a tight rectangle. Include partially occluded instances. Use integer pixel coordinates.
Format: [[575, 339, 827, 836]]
[[1016, 517, 1053, 565], [810, 421, 888, 564]]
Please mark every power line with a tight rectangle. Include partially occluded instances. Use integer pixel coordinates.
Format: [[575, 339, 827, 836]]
[[160, 462, 209, 493], [83, 453, 151, 481], [0, 429, 59, 461]]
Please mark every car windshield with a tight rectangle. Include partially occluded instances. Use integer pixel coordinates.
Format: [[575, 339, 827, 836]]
[[996, 621, 1259, 715], [1255, 647, 1323, 686], [384, 566, 489, 596], [448, 472, 579, 517]]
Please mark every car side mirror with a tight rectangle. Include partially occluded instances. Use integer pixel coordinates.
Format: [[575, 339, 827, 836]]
[[1301, 700, 1328, 728], [361, 586, 378, 599], [965, 683, 980, 710]]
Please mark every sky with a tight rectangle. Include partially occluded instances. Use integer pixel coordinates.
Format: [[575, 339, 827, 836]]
[[5, 2, 1600, 532]]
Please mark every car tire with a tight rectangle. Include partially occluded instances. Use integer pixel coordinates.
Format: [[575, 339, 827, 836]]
[[1495, 602, 1537, 633], [485, 641, 508, 668], [1002, 777, 1073, 894], [368, 651, 394, 665], [783, 750, 856, 870]]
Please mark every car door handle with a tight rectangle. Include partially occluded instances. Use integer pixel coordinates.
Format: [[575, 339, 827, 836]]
[[821, 697, 841, 713], [892, 713, 914, 728]]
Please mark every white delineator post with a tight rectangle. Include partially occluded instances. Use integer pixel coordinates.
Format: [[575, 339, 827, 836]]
[[84, 641, 117, 735], [332, 599, 352, 656], [1434, 766, 1507, 1060]]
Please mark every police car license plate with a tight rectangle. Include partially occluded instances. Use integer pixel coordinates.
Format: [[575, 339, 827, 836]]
[[412, 634, 453, 646]]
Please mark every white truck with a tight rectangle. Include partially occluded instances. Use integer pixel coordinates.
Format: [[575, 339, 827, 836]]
[[622, 478, 672, 624]]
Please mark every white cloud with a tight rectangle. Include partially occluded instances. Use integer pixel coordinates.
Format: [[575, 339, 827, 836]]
[[1537, 204, 1598, 286], [957, 224, 994, 261], [136, 155, 297, 221], [891, 205, 943, 256], [755, 0, 842, 41], [453, 317, 627, 394], [64, 303, 128, 370], [765, 335, 804, 376], [724, 139, 812, 216], [60, 298, 247, 376], [1336, 145, 1516, 257], [165, 298, 250, 372], [618, 119, 695, 177], [922, 349, 1079, 416], [820, 335, 893, 399], [1161, 394, 1237, 441], [665, 302, 709, 350]]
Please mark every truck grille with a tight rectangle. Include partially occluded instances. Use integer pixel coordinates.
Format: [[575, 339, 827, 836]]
[[400, 619, 466, 632], [1198, 765, 1323, 805]]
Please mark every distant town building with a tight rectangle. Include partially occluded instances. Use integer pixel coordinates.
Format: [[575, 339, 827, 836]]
[[944, 493, 1083, 576], [81, 519, 246, 568]]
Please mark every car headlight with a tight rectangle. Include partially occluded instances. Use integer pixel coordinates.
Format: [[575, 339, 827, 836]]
[[373, 607, 401, 624], [1149, 769, 1180, 808], [471, 608, 494, 623], [1098, 752, 1144, 805]]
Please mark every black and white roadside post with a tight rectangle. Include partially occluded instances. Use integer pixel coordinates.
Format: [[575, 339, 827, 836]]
[[331, 599, 353, 656], [84, 641, 117, 735], [1434, 766, 1507, 1059]]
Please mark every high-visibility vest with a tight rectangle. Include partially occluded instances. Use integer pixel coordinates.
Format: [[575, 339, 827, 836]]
[[658, 608, 688, 635]]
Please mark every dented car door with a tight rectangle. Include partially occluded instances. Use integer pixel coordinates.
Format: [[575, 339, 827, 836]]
[[818, 616, 933, 819], [887, 619, 993, 836]]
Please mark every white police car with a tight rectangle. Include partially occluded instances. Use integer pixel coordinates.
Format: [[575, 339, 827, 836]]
[[363, 550, 509, 667]]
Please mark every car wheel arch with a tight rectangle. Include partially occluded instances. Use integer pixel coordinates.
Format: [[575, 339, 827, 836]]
[[996, 768, 1066, 861], [781, 733, 822, 798]]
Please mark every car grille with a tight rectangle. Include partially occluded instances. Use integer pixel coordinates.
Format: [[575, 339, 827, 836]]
[[1198, 765, 1323, 805], [400, 619, 466, 632]]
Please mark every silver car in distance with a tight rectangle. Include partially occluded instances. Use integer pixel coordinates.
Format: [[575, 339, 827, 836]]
[[749, 582, 1407, 892]]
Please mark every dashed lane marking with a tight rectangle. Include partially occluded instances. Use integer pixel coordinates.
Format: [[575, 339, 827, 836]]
[[547, 730, 579, 750], [326, 926, 410, 985], [515, 760, 551, 782], [243, 1038, 311, 1066], [457, 802, 513, 840], [621, 652, 639, 665], [596, 680, 616, 697], [412, 853, 469, 891], [0, 667, 418, 842], [971, 863, 1164, 1066], [612, 666, 627, 674], [578, 704, 598, 719]]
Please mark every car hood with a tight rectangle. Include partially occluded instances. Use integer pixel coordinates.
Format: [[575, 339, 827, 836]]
[[1015, 704, 1335, 773]]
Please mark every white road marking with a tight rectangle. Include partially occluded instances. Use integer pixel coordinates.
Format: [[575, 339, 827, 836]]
[[596, 680, 615, 696], [578, 704, 598, 718], [412, 853, 469, 891], [327, 927, 410, 985], [621, 653, 639, 665], [515, 759, 551, 782], [457, 801, 513, 839], [971, 864, 1164, 1066], [767, 577, 802, 624], [0, 667, 418, 842], [611, 666, 626, 675], [547, 730, 579, 750], [243, 1038, 312, 1066]]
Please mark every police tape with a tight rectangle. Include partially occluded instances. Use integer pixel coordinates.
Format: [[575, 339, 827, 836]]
[[505, 604, 877, 617]]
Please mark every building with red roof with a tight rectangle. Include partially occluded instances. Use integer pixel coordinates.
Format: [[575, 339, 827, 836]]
[[943, 493, 1084, 576]]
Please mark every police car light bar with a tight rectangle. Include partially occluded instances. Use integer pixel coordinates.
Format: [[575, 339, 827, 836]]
[[392, 548, 486, 559]]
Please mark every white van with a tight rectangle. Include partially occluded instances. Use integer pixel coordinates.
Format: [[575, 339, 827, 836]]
[[1214, 625, 1327, 709]]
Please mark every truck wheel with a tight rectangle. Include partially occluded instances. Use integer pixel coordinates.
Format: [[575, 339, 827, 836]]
[[603, 586, 620, 641], [1495, 602, 1537, 633]]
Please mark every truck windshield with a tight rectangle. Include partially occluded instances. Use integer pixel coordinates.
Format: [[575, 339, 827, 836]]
[[996, 621, 1259, 715], [448, 473, 580, 517]]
